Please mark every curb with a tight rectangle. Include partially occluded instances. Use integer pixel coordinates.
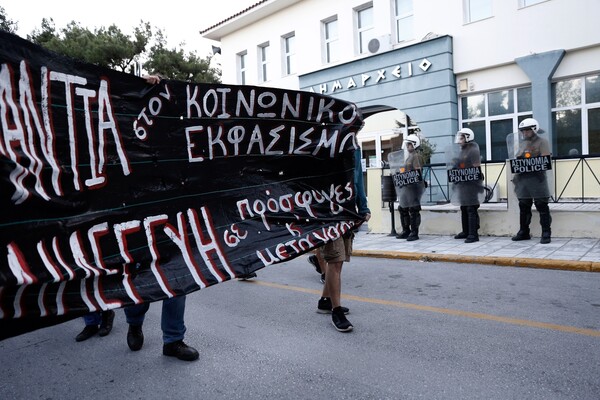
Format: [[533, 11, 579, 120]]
[[352, 250, 600, 273]]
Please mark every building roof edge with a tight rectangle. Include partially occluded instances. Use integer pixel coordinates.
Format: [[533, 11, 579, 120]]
[[199, 1, 269, 35]]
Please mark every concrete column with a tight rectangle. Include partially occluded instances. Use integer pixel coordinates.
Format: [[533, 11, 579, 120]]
[[515, 50, 565, 150]]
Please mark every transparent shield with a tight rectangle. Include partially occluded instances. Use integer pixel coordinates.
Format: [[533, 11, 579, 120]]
[[506, 131, 553, 199], [445, 143, 485, 206], [387, 150, 424, 208], [387, 150, 405, 170], [506, 130, 550, 159], [387, 150, 405, 200], [506, 132, 519, 160]]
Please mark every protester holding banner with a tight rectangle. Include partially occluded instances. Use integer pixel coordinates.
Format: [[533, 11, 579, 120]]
[[509, 118, 553, 244], [0, 31, 365, 341], [125, 296, 198, 361], [119, 75, 199, 361], [388, 135, 425, 241], [75, 310, 115, 342], [447, 128, 485, 243], [317, 148, 370, 332]]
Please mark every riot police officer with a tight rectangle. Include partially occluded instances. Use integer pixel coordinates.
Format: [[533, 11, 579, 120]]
[[389, 135, 425, 241], [448, 128, 485, 243], [510, 118, 552, 244]]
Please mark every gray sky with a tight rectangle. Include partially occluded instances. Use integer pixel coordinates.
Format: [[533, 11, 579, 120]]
[[3, 0, 258, 56]]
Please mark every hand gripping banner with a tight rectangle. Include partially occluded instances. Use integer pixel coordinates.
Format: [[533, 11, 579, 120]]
[[0, 31, 364, 339]]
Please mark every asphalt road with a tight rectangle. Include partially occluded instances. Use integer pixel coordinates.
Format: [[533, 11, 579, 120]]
[[1, 256, 599, 400]]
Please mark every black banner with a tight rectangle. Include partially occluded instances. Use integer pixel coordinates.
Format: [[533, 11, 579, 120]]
[[0, 32, 364, 339], [510, 155, 552, 174]]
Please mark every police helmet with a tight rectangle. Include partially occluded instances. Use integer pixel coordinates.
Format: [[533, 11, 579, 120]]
[[403, 134, 421, 149], [455, 128, 475, 143], [518, 118, 539, 133]]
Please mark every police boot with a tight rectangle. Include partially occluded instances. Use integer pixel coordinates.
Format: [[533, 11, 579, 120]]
[[406, 209, 420, 241], [539, 211, 552, 244], [464, 206, 479, 243], [454, 206, 469, 239], [396, 207, 410, 239], [512, 204, 532, 241]]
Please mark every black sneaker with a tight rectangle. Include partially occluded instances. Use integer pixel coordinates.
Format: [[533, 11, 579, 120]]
[[75, 325, 99, 342], [98, 310, 115, 337], [320, 273, 326, 284], [308, 255, 322, 274], [127, 324, 144, 351], [331, 307, 353, 332], [317, 297, 349, 315], [163, 340, 199, 361]]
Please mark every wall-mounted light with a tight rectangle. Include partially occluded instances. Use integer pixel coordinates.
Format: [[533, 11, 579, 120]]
[[459, 78, 468, 93]]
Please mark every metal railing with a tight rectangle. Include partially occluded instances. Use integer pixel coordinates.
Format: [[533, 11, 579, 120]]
[[380, 155, 600, 205], [551, 155, 600, 203]]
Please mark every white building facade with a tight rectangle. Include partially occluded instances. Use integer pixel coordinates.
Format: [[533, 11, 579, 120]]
[[201, 0, 600, 237]]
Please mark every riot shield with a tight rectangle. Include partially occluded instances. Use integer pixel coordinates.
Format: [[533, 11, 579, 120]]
[[506, 131, 553, 199], [445, 142, 485, 206], [388, 150, 424, 208]]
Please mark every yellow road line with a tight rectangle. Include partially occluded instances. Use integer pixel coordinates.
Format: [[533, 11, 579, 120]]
[[250, 280, 600, 338]]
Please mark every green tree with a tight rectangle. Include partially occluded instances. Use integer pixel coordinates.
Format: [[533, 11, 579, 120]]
[[395, 119, 437, 164], [144, 31, 220, 83], [28, 18, 57, 46], [29, 19, 152, 73], [27, 19, 220, 83], [0, 6, 19, 33], [418, 136, 436, 165]]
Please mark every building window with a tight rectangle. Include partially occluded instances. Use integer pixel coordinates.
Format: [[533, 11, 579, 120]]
[[589, 108, 600, 154], [519, 0, 548, 7], [237, 51, 247, 85], [488, 90, 514, 116], [356, 3, 375, 54], [551, 74, 600, 156], [463, 0, 493, 23], [460, 87, 532, 161], [258, 43, 269, 82], [282, 33, 296, 75], [394, 0, 414, 43], [322, 17, 339, 64]]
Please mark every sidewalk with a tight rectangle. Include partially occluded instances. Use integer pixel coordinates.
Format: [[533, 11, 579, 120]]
[[352, 232, 600, 272]]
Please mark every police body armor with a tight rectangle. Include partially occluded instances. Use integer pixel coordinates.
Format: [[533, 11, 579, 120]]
[[388, 150, 425, 208], [506, 131, 553, 199], [445, 142, 485, 206]]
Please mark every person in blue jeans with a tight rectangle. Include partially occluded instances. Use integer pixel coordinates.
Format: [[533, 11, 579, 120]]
[[125, 295, 199, 361], [75, 310, 115, 342], [121, 74, 198, 361]]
